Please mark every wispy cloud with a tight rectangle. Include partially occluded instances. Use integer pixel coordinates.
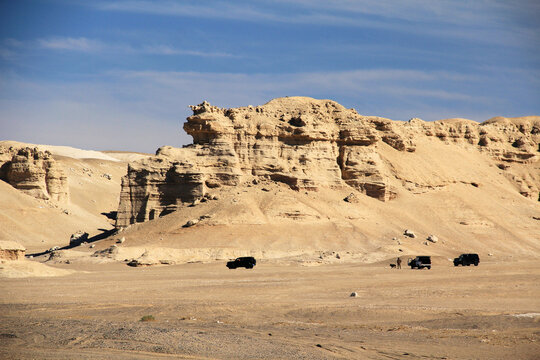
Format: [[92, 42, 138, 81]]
[[93, 0, 494, 25], [90, 0, 540, 47], [1, 65, 538, 152], [94, 1, 272, 21], [114, 68, 488, 102], [272, 0, 538, 27], [34, 36, 237, 57], [38, 37, 104, 52], [139, 44, 237, 57]]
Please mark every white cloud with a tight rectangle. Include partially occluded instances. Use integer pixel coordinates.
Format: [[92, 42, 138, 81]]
[[33, 36, 237, 57], [38, 37, 104, 52], [94, 0, 489, 24], [113, 69, 488, 104], [95, 1, 272, 21], [270, 0, 520, 26], [141, 45, 238, 58], [90, 0, 540, 47]]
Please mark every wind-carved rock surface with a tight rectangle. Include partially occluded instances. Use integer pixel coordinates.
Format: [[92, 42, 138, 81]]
[[0, 147, 68, 203], [419, 116, 539, 163], [116, 97, 539, 228], [421, 117, 540, 199]]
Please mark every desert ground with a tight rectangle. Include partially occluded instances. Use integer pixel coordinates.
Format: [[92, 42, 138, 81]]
[[1, 257, 539, 359]]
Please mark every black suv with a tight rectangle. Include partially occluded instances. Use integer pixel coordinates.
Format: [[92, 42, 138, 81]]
[[453, 253, 479, 266], [226, 257, 256, 269], [408, 256, 431, 269]]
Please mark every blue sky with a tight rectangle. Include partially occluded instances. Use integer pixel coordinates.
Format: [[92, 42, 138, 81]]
[[1, 0, 539, 152]]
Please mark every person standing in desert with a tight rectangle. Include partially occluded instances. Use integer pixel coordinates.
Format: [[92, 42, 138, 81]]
[[396, 257, 402, 269]]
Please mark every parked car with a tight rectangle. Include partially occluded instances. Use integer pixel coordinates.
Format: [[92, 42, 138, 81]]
[[226, 256, 256, 269], [407, 256, 431, 269], [453, 253, 479, 266]]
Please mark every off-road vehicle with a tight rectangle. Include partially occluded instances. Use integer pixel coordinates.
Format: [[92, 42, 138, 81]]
[[226, 256, 256, 269], [453, 253, 479, 266], [407, 256, 431, 269]]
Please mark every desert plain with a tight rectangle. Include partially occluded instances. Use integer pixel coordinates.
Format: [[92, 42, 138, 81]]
[[1, 97, 539, 359], [1, 257, 540, 359]]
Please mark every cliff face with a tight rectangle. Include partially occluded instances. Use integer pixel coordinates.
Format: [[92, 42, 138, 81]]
[[0, 241, 26, 260], [0, 147, 68, 203], [116, 97, 539, 228]]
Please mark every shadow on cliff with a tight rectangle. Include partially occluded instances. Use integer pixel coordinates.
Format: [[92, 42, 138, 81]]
[[101, 211, 118, 221], [27, 228, 117, 257]]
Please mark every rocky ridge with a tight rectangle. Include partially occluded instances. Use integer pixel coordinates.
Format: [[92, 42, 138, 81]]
[[116, 97, 539, 228], [0, 147, 68, 203]]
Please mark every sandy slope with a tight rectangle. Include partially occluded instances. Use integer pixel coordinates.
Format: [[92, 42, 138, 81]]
[[0, 141, 135, 252], [1, 131, 538, 263], [0, 259, 74, 278], [89, 136, 540, 265], [101, 150, 152, 162], [0, 140, 123, 161]]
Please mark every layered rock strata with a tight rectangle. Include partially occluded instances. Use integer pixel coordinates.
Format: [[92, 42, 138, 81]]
[[116, 97, 539, 228], [0, 147, 68, 203], [0, 241, 26, 260]]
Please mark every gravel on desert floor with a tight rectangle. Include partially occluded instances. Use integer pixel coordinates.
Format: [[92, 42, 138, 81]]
[[1, 259, 539, 359]]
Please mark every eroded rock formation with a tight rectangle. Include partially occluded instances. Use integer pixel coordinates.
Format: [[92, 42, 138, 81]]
[[116, 97, 539, 228], [0, 241, 26, 260], [0, 147, 68, 203]]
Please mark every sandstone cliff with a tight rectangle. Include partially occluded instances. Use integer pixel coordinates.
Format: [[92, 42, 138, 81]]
[[116, 97, 539, 228], [0, 141, 142, 253], [0, 147, 68, 203]]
